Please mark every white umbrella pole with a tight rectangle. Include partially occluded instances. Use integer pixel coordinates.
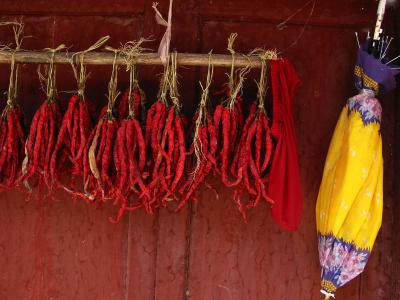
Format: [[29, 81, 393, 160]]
[[373, 0, 386, 40]]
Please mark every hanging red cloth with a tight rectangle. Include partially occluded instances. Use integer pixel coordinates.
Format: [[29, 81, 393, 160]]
[[268, 58, 303, 231]]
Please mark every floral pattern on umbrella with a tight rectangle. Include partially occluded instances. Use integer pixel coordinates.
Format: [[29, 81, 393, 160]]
[[319, 234, 370, 289], [315, 44, 397, 299]]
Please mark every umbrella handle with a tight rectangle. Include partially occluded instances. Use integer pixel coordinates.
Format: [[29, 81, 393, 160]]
[[321, 289, 335, 299]]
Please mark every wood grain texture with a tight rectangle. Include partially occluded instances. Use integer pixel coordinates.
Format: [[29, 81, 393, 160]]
[[153, 208, 191, 300], [0, 51, 269, 67], [390, 8, 400, 298], [0, 0, 145, 15], [0, 0, 398, 299], [0, 189, 39, 299], [125, 210, 158, 300]]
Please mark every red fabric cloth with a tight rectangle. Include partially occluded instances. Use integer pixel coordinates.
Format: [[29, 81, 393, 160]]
[[268, 58, 303, 231]]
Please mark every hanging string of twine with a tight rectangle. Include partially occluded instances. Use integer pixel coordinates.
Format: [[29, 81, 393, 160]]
[[8, 24, 23, 108], [251, 48, 277, 113], [192, 51, 214, 179], [169, 51, 180, 113], [105, 46, 120, 117], [0, 22, 25, 108], [71, 36, 110, 99], [159, 53, 170, 104], [226, 33, 251, 110], [227, 33, 237, 93], [128, 61, 136, 118], [228, 65, 251, 110], [38, 44, 66, 103], [120, 38, 152, 118], [198, 51, 214, 125]]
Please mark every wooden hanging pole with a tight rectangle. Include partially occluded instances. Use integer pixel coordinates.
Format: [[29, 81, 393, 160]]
[[0, 51, 271, 68]]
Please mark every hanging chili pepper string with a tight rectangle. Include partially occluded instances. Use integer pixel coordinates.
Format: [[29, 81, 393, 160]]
[[143, 51, 187, 208], [143, 55, 170, 209], [254, 50, 276, 182], [43, 45, 66, 192], [214, 34, 251, 188], [50, 36, 110, 196], [85, 47, 119, 201], [164, 53, 180, 191], [0, 22, 26, 190], [230, 49, 276, 215], [166, 52, 186, 201], [176, 51, 214, 210], [193, 51, 213, 178], [19, 43, 65, 195], [111, 39, 151, 223]]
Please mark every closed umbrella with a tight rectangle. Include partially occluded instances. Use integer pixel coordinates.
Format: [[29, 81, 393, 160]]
[[315, 2, 398, 296]]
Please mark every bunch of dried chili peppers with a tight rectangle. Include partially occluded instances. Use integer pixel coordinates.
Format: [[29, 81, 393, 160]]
[[0, 23, 25, 191], [177, 51, 216, 210], [144, 52, 187, 212], [20, 44, 66, 195], [83, 47, 120, 202], [50, 36, 109, 196], [112, 40, 149, 222], [0, 33, 296, 225], [230, 50, 277, 219]]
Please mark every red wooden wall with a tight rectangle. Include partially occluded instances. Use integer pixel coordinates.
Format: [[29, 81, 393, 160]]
[[0, 1, 398, 299]]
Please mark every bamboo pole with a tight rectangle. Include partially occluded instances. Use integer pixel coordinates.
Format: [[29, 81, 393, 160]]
[[0, 51, 268, 68]]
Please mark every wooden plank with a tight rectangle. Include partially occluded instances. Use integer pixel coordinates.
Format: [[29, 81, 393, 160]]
[[125, 210, 158, 300], [153, 208, 191, 300], [0, 189, 39, 299], [197, 0, 376, 27], [0, 0, 145, 15], [52, 15, 145, 50], [359, 92, 396, 299], [32, 190, 128, 299]]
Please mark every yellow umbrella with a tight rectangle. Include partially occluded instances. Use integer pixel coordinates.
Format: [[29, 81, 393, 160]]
[[316, 88, 383, 299], [316, 34, 398, 297]]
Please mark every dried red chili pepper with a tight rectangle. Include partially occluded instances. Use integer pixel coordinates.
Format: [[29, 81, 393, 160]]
[[50, 95, 92, 194], [84, 48, 120, 202], [177, 55, 215, 209], [0, 105, 25, 190], [112, 113, 149, 221], [20, 101, 61, 192], [228, 53, 276, 216]]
